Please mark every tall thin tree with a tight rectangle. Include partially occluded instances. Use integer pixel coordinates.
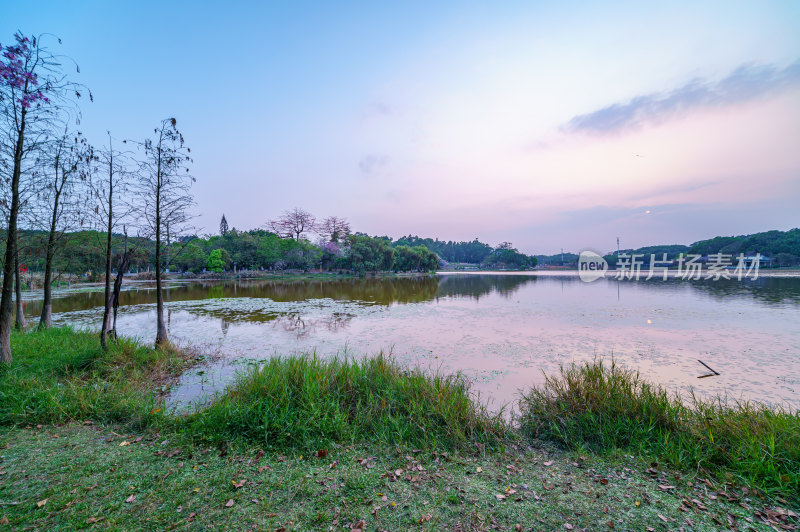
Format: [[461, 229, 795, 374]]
[[95, 133, 132, 348], [134, 118, 194, 348], [37, 128, 92, 329]]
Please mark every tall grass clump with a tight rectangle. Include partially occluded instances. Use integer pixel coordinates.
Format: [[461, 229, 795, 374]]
[[185, 354, 506, 451], [0, 327, 191, 428], [518, 359, 800, 502]]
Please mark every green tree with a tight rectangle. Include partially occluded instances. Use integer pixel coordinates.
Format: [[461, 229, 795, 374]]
[[177, 243, 207, 273], [346, 235, 394, 273], [206, 248, 227, 272]]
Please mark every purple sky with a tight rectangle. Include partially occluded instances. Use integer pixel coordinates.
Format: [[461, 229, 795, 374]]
[[4, 1, 799, 254]]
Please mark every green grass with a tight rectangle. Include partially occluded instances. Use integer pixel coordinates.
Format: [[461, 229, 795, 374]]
[[0, 327, 194, 429], [184, 354, 507, 451], [0, 329, 798, 528], [518, 359, 800, 503], [2, 424, 789, 531]]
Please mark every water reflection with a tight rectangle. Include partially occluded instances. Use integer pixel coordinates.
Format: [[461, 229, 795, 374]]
[[27, 272, 800, 412], [24, 274, 800, 322], [437, 273, 536, 300]]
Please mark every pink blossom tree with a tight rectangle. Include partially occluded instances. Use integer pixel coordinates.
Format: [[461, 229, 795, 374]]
[[0, 33, 86, 363]]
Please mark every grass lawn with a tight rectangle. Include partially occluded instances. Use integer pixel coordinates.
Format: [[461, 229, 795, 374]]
[[1, 424, 790, 530]]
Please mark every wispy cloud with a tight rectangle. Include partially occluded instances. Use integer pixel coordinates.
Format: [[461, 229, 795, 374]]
[[563, 61, 800, 135], [358, 154, 390, 175]]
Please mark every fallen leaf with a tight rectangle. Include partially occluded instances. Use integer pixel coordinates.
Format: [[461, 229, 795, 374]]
[[0, 517, 8, 525], [232, 479, 247, 489], [543, 461, 553, 466], [394, 469, 403, 476], [224, 499, 234, 508], [125, 495, 136, 504], [564, 524, 573, 530], [317, 449, 328, 458], [36, 499, 48, 508], [119, 441, 130, 447], [495, 494, 506, 500], [476, 467, 483, 473]]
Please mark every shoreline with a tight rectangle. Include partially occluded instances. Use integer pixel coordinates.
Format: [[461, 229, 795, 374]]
[[0, 328, 797, 529]]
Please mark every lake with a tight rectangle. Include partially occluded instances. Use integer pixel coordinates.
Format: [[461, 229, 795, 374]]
[[22, 272, 800, 412]]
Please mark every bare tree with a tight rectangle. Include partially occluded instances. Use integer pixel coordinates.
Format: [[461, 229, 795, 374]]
[[37, 128, 92, 329], [0, 33, 87, 363], [108, 227, 135, 340], [134, 118, 194, 348], [95, 133, 133, 348], [317, 215, 350, 243], [13, 234, 24, 329], [269, 207, 315, 240]]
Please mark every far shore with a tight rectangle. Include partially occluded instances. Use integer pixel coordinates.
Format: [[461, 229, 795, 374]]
[[17, 267, 800, 302]]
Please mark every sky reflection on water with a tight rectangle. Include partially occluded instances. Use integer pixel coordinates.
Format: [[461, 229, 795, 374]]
[[27, 273, 800, 412]]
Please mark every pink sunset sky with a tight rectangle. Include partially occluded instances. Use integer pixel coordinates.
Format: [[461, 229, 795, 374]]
[[4, 1, 799, 254]]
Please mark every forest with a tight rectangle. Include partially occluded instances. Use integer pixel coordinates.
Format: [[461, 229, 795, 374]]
[[536, 228, 800, 267]]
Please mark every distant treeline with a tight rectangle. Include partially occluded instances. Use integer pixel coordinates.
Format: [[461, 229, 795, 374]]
[[6, 227, 537, 280], [537, 228, 800, 267], [391, 235, 535, 269]]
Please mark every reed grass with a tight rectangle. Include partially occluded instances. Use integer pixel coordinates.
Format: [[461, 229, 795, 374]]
[[184, 354, 507, 451], [518, 359, 800, 502]]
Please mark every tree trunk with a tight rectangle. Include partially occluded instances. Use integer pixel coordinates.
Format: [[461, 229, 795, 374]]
[[155, 241, 168, 346], [14, 245, 26, 330], [1, 109, 26, 362], [110, 249, 132, 338], [39, 247, 54, 330], [100, 231, 112, 345], [154, 152, 168, 348], [39, 155, 66, 331], [100, 152, 114, 349]]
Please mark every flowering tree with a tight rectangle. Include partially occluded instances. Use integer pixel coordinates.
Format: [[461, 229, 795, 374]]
[[0, 33, 85, 363], [269, 207, 316, 240], [317, 215, 350, 243]]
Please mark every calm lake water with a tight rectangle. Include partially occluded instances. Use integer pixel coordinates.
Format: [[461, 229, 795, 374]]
[[23, 272, 800, 412]]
